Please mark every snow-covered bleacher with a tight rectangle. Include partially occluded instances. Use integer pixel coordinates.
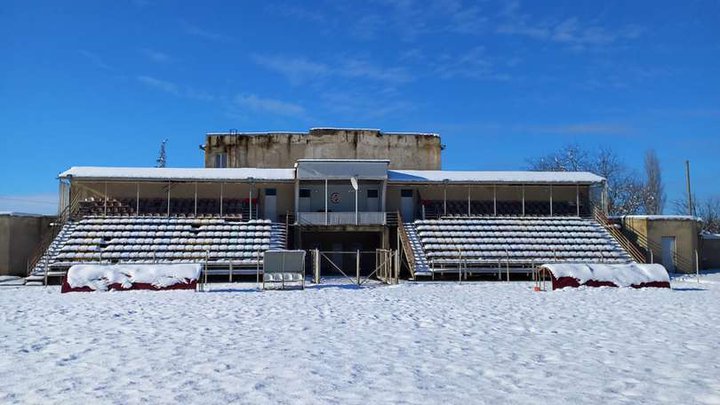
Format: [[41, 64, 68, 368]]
[[406, 216, 633, 276], [28, 216, 287, 281]]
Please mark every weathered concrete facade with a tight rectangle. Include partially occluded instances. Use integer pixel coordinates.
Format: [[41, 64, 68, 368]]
[[619, 216, 702, 273], [0, 214, 55, 276], [204, 128, 442, 170]]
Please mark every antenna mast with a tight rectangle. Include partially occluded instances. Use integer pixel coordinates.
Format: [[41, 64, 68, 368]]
[[156, 139, 168, 168]]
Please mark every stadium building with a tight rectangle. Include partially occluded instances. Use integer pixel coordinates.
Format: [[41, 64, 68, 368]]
[[26, 128, 664, 284]]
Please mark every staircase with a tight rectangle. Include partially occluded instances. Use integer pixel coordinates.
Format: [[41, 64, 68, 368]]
[[593, 208, 646, 263], [25, 221, 77, 285], [400, 222, 431, 277], [270, 222, 289, 250]]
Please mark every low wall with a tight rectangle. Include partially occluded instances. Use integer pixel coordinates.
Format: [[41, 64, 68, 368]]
[[701, 237, 720, 269], [0, 214, 56, 276]]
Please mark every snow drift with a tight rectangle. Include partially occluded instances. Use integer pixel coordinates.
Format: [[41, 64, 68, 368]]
[[539, 263, 670, 289], [62, 264, 201, 293]]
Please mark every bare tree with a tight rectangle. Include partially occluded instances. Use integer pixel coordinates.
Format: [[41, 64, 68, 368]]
[[527, 143, 590, 172], [528, 144, 645, 215], [674, 195, 720, 233], [643, 149, 665, 214]]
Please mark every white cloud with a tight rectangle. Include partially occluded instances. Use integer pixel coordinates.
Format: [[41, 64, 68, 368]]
[[496, 4, 643, 49], [0, 194, 58, 215], [265, 3, 326, 23], [251, 55, 329, 85], [137, 75, 180, 95], [234, 94, 307, 118], [77, 50, 113, 71], [180, 20, 229, 41], [433, 47, 511, 81], [136, 76, 215, 101], [140, 48, 172, 63], [531, 123, 632, 136], [252, 54, 413, 85]]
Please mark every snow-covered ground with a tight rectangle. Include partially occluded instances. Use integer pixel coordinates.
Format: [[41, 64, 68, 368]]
[[1, 275, 720, 404]]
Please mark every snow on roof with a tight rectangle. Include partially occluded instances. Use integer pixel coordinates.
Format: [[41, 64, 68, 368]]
[[296, 159, 390, 163], [206, 128, 440, 137], [59, 167, 295, 182], [388, 170, 604, 184], [702, 233, 720, 240], [206, 131, 306, 136], [540, 263, 669, 287], [616, 215, 703, 222], [0, 212, 52, 217]]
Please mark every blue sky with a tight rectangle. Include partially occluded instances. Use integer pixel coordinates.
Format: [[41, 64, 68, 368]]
[[1, 0, 718, 214]]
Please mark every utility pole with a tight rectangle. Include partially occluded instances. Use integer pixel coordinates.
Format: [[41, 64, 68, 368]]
[[156, 139, 168, 168], [685, 160, 693, 216]]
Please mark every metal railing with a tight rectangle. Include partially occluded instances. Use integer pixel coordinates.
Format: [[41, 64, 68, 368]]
[[26, 191, 83, 276], [296, 211, 386, 226], [594, 208, 646, 263], [397, 214, 418, 277]]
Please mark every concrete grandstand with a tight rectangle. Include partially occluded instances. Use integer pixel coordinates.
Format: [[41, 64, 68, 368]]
[[26, 128, 650, 284]]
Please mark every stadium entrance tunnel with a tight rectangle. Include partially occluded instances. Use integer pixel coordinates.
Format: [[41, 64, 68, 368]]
[[297, 230, 387, 276]]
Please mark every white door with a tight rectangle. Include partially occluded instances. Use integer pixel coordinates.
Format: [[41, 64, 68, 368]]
[[661, 236, 676, 272], [401, 189, 414, 221], [264, 188, 277, 221]]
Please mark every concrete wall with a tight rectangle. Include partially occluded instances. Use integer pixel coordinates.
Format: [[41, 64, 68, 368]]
[[0, 214, 55, 276], [204, 128, 442, 170], [701, 237, 720, 269]]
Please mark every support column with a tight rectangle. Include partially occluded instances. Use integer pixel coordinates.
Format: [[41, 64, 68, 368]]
[[294, 177, 300, 223], [136, 182, 140, 215], [220, 182, 224, 217], [381, 180, 387, 213], [324, 179, 328, 225], [493, 185, 497, 216], [576, 184, 580, 217], [194, 182, 198, 216], [249, 182, 253, 220], [443, 182, 448, 216], [467, 186, 471, 216], [104, 181, 108, 217], [521, 184, 525, 216], [355, 184, 359, 225], [167, 181, 171, 217], [549, 184, 553, 217]]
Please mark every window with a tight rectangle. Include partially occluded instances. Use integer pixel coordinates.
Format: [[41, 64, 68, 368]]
[[265, 188, 277, 196], [299, 189, 311, 198], [367, 189, 379, 198], [401, 189, 413, 198], [214, 153, 228, 168]]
